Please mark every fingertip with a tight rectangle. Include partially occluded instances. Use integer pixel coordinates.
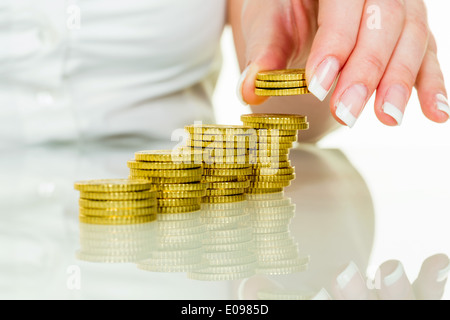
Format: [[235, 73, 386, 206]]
[[419, 92, 450, 124]]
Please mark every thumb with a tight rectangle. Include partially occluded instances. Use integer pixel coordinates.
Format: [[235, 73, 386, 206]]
[[236, 3, 296, 106]]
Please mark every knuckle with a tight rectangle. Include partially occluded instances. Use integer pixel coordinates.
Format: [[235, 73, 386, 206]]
[[362, 53, 386, 77], [391, 62, 417, 86]]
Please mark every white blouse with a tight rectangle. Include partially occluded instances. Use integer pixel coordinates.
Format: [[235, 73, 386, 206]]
[[0, 0, 226, 146]]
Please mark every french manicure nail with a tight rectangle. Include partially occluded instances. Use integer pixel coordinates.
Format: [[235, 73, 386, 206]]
[[383, 262, 404, 287], [335, 84, 368, 128], [336, 261, 360, 289], [237, 66, 250, 106], [308, 57, 340, 101], [382, 84, 409, 126], [437, 262, 450, 282], [436, 94, 450, 118]]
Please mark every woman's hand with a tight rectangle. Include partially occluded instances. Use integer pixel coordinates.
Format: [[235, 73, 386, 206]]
[[235, 0, 449, 127]]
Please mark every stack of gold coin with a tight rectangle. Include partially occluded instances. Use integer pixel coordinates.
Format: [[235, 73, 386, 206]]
[[255, 69, 310, 96], [74, 179, 157, 225], [184, 125, 255, 204], [128, 150, 204, 214], [241, 114, 309, 194]]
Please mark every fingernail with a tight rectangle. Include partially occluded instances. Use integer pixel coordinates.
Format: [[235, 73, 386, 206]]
[[336, 261, 360, 289], [335, 84, 368, 128], [437, 262, 450, 282], [237, 66, 250, 106], [311, 288, 332, 300], [436, 94, 450, 118], [382, 84, 409, 126], [383, 262, 404, 287], [308, 57, 340, 101]]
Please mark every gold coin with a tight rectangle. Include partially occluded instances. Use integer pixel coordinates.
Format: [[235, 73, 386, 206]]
[[251, 154, 289, 164], [255, 142, 293, 150], [190, 134, 257, 142], [241, 114, 307, 125], [255, 80, 307, 88], [79, 207, 157, 217], [253, 167, 295, 176], [129, 167, 203, 178], [249, 181, 291, 188], [256, 69, 306, 81], [157, 190, 206, 199], [208, 180, 250, 190], [249, 173, 296, 182], [135, 150, 203, 163], [187, 140, 252, 149], [159, 182, 206, 192], [253, 161, 292, 169], [250, 149, 290, 156], [127, 160, 201, 170], [158, 205, 201, 214], [79, 214, 157, 225], [203, 163, 251, 169], [206, 188, 246, 196], [203, 176, 245, 183], [243, 122, 309, 130], [203, 167, 253, 177], [246, 188, 284, 194], [184, 125, 253, 135], [202, 194, 246, 204], [74, 179, 152, 193], [79, 198, 157, 209], [157, 198, 201, 207], [79, 190, 156, 201], [255, 135, 298, 143], [130, 176, 202, 184], [255, 88, 310, 97], [255, 129, 298, 136]]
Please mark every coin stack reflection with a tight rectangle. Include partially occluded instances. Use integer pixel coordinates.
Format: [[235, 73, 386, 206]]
[[137, 211, 206, 272], [187, 201, 257, 281], [129, 150, 204, 214], [77, 222, 156, 263], [246, 192, 310, 275]]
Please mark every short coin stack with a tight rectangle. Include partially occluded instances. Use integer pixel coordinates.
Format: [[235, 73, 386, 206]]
[[128, 150, 204, 214], [74, 179, 157, 225], [241, 114, 308, 194], [184, 125, 253, 204], [255, 69, 310, 96]]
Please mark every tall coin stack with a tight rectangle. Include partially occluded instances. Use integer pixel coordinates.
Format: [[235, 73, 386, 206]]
[[74, 179, 157, 225], [184, 125, 254, 203], [246, 192, 310, 275], [241, 114, 309, 194], [128, 150, 204, 214]]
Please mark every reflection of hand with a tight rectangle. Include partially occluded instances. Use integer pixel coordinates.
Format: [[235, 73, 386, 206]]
[[239, 254, 449, 300], [236, 0, 449, 126], [328, 254, 449, 300]]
